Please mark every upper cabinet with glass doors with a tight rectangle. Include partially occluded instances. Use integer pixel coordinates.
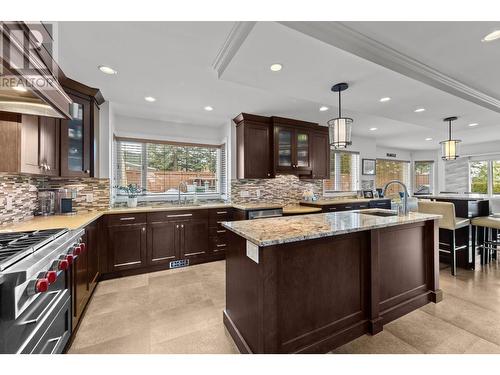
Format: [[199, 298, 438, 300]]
[[60, 79, 104, 177], [272, 117, 328, 179]]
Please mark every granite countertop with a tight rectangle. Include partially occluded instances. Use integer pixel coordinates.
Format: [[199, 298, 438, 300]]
[[415, 194, 491, 201], [0, 211, 106, 232], [222, 210, 441, 247], [300, 197, 389, 206], [282, 205, 322, 215], [231, 203, 284, 211], [0, 203, 233, 233]]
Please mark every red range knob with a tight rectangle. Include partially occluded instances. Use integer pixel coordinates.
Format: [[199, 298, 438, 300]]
[[46, 271, 57, 284], [35, 278, 49, 293], [72, 245, 81, 256], [65, 254, 74, 265], [58, 259, 69, 271], [80, 242, 86, 253]]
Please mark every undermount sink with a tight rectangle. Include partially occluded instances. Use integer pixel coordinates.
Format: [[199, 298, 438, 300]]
[[361, 210, 399, 217]]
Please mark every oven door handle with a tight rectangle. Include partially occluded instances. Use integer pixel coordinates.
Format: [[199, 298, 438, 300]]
[[48, 336, 63, 354], [21, 291, 60, 325]]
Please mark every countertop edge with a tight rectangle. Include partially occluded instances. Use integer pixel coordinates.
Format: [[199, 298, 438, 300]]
[[222, 213, 441, 247]]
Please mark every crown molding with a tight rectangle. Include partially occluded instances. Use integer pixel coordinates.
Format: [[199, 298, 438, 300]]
[[212, 21, 256, 79], [280, 21, 500, 114]]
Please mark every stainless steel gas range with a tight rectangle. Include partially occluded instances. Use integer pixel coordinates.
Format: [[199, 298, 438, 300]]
[[0, 228, 85, 354]]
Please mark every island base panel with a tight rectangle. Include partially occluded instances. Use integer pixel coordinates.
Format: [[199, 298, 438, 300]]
[[224, 219, 441, 354]]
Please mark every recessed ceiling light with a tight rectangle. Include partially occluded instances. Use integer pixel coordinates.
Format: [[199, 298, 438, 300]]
[[481, 30, 500, 42], [425, 137, 433, 141], [414, 108, 426, 113], [12, 85, 28, 92], [468, 123, 479, 127], [319, 106, 329, 112], [204, 106, 213, 111], [379, 97, 391, 102], [369, 127, 378, 131], [98, 65, 117, 75], [270, 63, 282, 72], [144, 96, 156, 102]]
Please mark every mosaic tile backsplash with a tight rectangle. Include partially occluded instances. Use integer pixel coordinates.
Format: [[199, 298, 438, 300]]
[[231, 174, 324, 205], [0, 174, 110, 225]]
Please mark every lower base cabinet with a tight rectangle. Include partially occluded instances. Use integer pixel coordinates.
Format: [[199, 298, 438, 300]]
[[147, 221, 178, 265], [101, 208, 232, 279], [107, 222, 147, 272], [72, 219, 99, 331]]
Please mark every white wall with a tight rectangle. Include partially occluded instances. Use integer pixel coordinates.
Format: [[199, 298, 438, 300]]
[[97, 101, 115, 179], [114, 115, 226, 146]]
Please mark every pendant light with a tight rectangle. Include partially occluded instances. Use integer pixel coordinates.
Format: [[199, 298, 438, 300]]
[[328, 82, 353, 148], [440, 116, 461, 161]]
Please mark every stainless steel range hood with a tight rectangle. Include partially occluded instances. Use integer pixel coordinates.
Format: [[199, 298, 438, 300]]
[[0, 22, 73, 119]]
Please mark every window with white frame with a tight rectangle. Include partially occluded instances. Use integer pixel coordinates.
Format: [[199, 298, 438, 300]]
[[114, 138, 227, 198], [469, 158, 500, 195], [323, 151, 360, 194], [414, 161, 434, 195]]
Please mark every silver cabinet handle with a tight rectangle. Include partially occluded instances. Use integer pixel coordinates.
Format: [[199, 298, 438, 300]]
[[345, 206, 352, 209], [217, 230, 226, 233], [216, 244, 227, 248], [120, 217, 135, 221], [142, 227, 146, 232], [216, 211, 228, 215], [167, 213, 193, 218], [329, 207, 337, 211], [181, 224, 184, 228], [176, 225, 179, 229]]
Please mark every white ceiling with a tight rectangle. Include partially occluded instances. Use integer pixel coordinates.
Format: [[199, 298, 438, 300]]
[[57, 21, 500, 151]]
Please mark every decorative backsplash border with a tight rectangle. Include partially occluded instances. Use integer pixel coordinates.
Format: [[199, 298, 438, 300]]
[[0, 174, 110, 226], [231, 175, 324, 205]]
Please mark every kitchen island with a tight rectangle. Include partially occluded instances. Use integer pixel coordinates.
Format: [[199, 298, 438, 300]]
[[222, 210, 442, 354]]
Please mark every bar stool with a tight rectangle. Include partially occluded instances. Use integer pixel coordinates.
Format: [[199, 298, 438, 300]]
[[418, 201, 470, 275], [471, 216, 500, 264]]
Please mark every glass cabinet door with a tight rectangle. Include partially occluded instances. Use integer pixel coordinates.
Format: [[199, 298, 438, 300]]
[[278, 128, 293, 167], [67, 103, 84, 172], [296, 132, 309, 167]]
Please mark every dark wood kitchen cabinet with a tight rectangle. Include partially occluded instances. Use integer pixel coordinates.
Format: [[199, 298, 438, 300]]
[[147, 221, 178, 266], [60, 91, 92, 178], [0, 112, 59, 176], [310, 131, 330, 179], [148, 210, 209, 261], [272, 116, 329, 179], [233, 113, 274, 179], [72, 219, 100, 331], [73, 230, 88, 330], [182, 218, 209, 259], [107, 214, 148, 272], [60, 78, 104, 178], [233, 113, 330, 180]]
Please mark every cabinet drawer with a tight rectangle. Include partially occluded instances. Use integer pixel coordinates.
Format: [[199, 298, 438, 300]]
[[324, 204, 353, 212], [209, 226, 228, 237], [148, 209, 208, 223], [107, 213, 147, 226], [210, 236, 228, 253], [369, 199, 392, 209], [209, 208, 232, 227], [352, 202, 369, 210]]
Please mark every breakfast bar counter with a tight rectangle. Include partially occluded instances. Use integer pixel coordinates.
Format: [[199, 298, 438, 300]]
[[222, 210, 442, 353]]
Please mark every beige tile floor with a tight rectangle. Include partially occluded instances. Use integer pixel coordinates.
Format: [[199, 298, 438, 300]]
[[68, 259, 500, 354]]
